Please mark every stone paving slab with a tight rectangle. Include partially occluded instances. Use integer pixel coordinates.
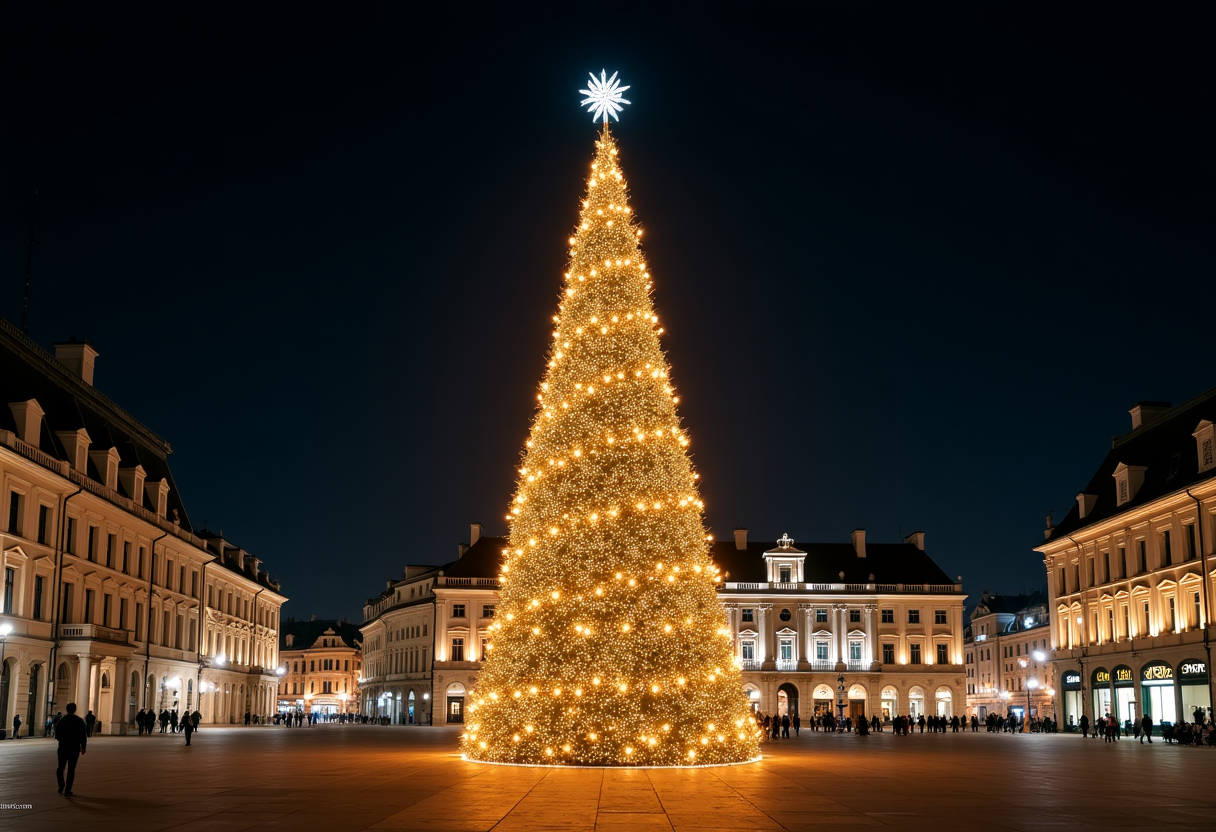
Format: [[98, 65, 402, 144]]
[[1, 726, 1215, 830]]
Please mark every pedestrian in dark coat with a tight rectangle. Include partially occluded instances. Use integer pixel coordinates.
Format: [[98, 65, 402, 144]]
[[183, 715, 194, 746], [13, 714, 22, 738], [55, 703, 88, 796]]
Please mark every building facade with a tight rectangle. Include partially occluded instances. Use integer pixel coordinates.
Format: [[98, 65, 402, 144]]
[[964, 590, 1055, 724], [0, 320, 285, 736], [1036, 393, 1216, 731], [278, 618, 362, 717], [361, 525, 967, 726]]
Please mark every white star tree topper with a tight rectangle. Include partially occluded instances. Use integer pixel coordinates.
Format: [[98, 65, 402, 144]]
[[579, 70, 631, 123]]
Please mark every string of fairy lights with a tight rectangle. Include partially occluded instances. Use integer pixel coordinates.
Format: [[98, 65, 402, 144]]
[[459, 82, 761, 766]]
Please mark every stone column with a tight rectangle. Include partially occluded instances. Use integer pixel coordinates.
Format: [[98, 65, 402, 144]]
[[834, 605, 847, 670], [110, 659, 129, 734], [797, 604, 812, 670], [759, 604, 774, 670], [76, 655, 92, 709], [866, 604, 879, 668]]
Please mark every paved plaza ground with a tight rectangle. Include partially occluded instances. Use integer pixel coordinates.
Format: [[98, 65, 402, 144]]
[[2, 724, 1215, 831]]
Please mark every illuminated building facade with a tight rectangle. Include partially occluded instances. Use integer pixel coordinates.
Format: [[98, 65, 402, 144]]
[[359, 524, 499, 726], [0, 319, 284, 735], [714, 529, 966, 722], [1036, 392, 1216, 730], [277, 618, 362, 716], [964, 590, 1055, 723], [362, 525, 966, 727]]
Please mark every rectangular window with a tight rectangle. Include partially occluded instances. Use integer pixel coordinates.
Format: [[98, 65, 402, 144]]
[[1195, 592, 1203, 627], [180, 566, 186, 594], [1139, 540, 1147, 573], [908, 609, 921, 624], [103, 594, 112, 627], [882, 643, 895, 664], [816, 641, 828, 661], [166, 559, 174, 590], [1186, 525, 1197, 560], [936, 644, 949, 664], [310, 660, 315, 672], [482, 604, 496, 618], [139, 547, 146, 579], [1102, 551, 1110, 582], [191, 571, 197, 597], [8, 491, 22, 535], [778, 639, 793, 661], [1108, 608, 1115, 639], [122, 541, 131, 574], [87, 525, 97, 561], [120, 597, 128, 630], [849, 641, 862, 661], [106, 533, 116, 568], [37, 505, 50, 544], [62, 584, 73, 624], [66, 518, 76, 554], [1087, 558, 1095, 586], [451, 637, 464, 662], [1162, 530, 1172, 566], [815, 609, 828, 623], [1058, 567, 1066, 593], [135, 602, 144, 641], [452, 604, 466, 618], [849, 609, 861, 623], [1118, 546, 1126, 579], [84, 588, 95, 623], [934, 609, 947, 624], [1142, 601, 1150, 635], [2, 567, 13, 613], [910, 644, 922, 664], [1123, 606, 1130, 638], [881, 609, 894, 624], [741, 641, 755, 661], [423, 624, 427, 637], [779, 566, 791, 582], [33, 575, 44, 619], [1169, 597, 1177, 631]]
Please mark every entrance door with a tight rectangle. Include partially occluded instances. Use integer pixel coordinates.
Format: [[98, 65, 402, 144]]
[[447, 696, 464, 723]]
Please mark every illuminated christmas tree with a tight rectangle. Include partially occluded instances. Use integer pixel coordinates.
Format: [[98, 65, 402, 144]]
[[461, 73, 761, 767]]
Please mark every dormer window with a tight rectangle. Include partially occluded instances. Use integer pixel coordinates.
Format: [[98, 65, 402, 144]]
[[1195, 420, 1215, 473], [1112, 462, 1147, 507]]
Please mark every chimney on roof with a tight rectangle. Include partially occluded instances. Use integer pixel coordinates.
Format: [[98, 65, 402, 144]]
[[8, 399, 45, 447], [1129, 401, 1171, 430], [905, 531, 925, 550], [311, 614, 316, 622], [851, 529, 866, 558], [733, 528, 747, 550], [54, 337, 99, 386], [457, 543, 468, 558], [470, 523, 483, 546]]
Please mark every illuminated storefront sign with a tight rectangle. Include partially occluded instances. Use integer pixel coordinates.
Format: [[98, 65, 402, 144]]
[[1141, 663, 1172, 682]]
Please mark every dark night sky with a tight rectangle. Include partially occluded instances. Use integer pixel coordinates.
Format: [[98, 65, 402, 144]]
[[3, 3, 1212, 621]]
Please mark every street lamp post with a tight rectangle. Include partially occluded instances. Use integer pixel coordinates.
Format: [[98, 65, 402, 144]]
[[1047, 687, 1057, 731], [1027, 678, 1039, 732], [836, 674, 846, 731]]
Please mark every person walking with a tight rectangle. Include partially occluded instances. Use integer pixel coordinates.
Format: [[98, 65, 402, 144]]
[[55, 703, 88, 797], [792, 712, 800, 737], [1140, 713, 1153, 743], [183, 713, 195, 746], [84, 710, 96, 737], [12, 713, 22, 739]]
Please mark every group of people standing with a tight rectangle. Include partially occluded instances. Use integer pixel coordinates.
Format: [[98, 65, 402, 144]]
[[136, 708, 200, 743]]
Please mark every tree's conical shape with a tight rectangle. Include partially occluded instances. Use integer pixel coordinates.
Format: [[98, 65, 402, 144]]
[[461, 125, 761, 767]]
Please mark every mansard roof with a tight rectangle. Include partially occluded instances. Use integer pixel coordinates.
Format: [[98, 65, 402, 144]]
[[0, 319, 190, 527], [1044, 387, 1216, 543], [443, 535, 509, 579], [711, 539, 954, 586]]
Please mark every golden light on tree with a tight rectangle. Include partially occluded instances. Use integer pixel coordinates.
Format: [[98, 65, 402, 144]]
[[460, 122, 761, 766]]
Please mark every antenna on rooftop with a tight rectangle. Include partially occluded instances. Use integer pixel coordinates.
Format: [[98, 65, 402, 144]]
[[22, 189, 38, 333]]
